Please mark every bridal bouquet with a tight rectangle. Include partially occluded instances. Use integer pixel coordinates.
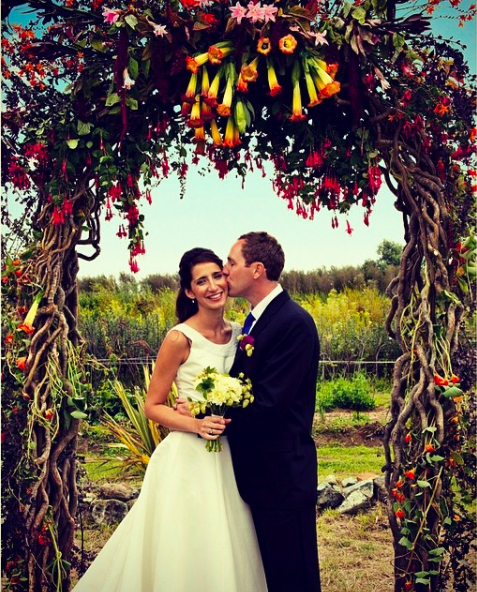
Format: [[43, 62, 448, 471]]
[[191, 366, 254, 452]]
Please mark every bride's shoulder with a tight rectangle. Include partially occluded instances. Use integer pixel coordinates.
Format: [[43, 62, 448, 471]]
[[229, 321, 242, 334]]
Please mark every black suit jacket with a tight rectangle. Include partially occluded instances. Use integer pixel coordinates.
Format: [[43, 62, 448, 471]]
[[228, 290, 320, 510]]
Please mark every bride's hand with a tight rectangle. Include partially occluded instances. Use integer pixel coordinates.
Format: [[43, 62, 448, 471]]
[[198, 416, 231, 440]]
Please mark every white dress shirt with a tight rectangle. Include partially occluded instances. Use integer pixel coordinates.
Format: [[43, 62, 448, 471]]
[[248, 284, 283, 332]]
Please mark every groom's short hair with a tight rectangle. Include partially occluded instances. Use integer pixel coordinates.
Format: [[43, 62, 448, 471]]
[[239, 231, 285, 281]]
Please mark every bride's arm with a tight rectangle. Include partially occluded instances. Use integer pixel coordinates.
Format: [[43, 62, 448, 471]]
[[145, 331, 225, 438]]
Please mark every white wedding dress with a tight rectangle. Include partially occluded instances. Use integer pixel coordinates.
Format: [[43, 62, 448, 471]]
[[73, 322, 267, 592]]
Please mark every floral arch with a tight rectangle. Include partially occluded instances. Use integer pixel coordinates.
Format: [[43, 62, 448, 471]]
[[1, 0, 476, 590]]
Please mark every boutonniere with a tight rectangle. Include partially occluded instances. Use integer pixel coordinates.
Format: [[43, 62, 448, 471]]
[[237, 334, 254, 357]]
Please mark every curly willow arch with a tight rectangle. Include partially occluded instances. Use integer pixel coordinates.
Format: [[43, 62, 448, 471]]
[[1, 0, 476, 590]]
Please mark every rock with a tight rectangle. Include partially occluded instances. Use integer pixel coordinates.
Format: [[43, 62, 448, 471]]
[[324, 475, 338, 485], [343, 478, 374, 499], [317, 482, 345, 510], [341, 476, 358, 488], [91, 499, 130, 524], [338, 490, 373, 514], [98, 483, 138, 501], [373, 476, 387, 502]]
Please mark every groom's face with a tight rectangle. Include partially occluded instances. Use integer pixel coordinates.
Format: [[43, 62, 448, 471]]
[[223, 240, 254, 298]]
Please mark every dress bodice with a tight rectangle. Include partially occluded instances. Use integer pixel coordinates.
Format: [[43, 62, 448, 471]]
[[172, 322, 241, 402]]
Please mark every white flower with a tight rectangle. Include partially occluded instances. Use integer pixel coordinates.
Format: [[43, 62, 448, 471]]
[[122, 68, 135, 90]]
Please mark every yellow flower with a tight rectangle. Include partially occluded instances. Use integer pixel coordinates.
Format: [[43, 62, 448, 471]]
[[187, 97, 204, 128], [217, 75, 234, 117], [209, 119, 223, 147], [186, 53, 208, 74], [267, 58, 282, 96], [208, 42, 234, 65], [241, 58, 259, 83], [304, 70, 322, 107]]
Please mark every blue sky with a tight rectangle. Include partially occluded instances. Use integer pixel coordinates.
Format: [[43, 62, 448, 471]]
[[6, 3, 476, 278]]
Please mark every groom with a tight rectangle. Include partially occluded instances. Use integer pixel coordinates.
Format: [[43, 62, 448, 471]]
[[224, 231, 321, 592]]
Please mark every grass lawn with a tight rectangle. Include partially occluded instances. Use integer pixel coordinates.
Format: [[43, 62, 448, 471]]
[[318, 444, 385, 482]]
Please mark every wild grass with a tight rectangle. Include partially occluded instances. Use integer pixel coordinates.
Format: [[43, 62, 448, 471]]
[[318, 445, 386, 481]]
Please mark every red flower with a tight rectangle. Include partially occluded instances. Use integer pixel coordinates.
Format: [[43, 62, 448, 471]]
[[2, 275, 9, 283], [405, 433, 412, 444], [395, 508, 405, 519], [404, 469, 415, 480], [18, 323, 35, 335], [450, 374, 460, 384], [5, 333, 14, 344], [434, 374, 449, 387], [44, 408, 55, 420], [425, 444, 435, 453]]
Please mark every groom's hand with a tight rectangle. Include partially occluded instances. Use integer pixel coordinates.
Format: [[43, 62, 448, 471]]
[[173, 398, 192, 417]]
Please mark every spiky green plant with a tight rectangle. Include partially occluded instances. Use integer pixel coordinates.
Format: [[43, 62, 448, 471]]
[[101, 365, 177, 475]]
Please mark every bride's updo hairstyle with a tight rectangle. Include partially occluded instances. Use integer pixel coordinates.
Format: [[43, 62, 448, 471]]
[[176, 248, 224, 322]]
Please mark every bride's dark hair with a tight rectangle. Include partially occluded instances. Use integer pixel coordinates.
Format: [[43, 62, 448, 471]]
[[176, 248, 224, 322]]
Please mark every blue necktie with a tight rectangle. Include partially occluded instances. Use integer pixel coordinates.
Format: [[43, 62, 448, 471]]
[[242, 312, 254, 334]]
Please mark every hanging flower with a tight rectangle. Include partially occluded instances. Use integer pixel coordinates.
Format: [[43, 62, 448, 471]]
[[208, 42, 234, 66], [395, 508, 405, 519], [279, 34, 298, 55], [217, 74, 234, 117], [200, 65, 210, 97], [187, 97, 204, 128], [209, 119, 223, 147], [18, 290, 43, 335], [267, 58, 282, 96], [304, 69, 321, 107], [186, 53, 209, 74], [224, 116, 237, 148], [310, 59, 340, 98], [205, 70, 223, 107], [16, 357, 27, 371], [404, 469, 416, 479], [241, 58, 259, 83], [257, 37, 272, 56], [182, 71, 199, 106], [289, 61, 306, 121]]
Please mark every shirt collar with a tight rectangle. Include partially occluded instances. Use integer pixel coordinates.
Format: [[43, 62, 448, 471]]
[[249, 284, 283, 325]]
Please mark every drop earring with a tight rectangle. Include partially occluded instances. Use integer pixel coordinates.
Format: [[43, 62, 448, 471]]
[[192, 299, 196, 304]]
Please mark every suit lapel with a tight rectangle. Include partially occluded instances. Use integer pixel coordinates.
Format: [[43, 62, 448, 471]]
[[248, 290, 290, 339]]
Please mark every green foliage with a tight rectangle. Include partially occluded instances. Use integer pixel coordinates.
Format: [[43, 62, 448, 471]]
[[100, 367, 176, 476], [316, 373, 376, 418]]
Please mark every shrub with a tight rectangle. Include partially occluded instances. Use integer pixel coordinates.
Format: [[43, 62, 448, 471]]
[[316, 373, 376, 418]]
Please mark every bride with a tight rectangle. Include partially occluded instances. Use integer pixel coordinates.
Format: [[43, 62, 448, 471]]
[[73, 247, 267, 592]]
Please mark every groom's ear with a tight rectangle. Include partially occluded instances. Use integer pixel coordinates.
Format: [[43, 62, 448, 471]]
[[252, 262, 266, 279]]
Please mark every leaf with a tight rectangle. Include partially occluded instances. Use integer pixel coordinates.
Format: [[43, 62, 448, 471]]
[[429, 454, 445, 462], [125, 14, 138, 29], [77, 120, 92, 136], [126, 97, 138, 110], [351, 6, 367, 24], [105, 92, 121, 107], [128, 57, 139, 80], [70, 410, 88, 419], [66, 139, 79, 149], [441, 385, 463, 398], [398, 536, 413, 549], [429, 547, 445, 556], [417, 480, 431, 488], [416, 577, 430, 585]]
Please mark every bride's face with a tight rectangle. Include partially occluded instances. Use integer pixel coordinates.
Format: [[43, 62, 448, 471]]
[[186, 262, 228, 311]]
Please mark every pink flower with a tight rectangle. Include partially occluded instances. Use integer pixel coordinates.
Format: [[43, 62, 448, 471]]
[[346, 220, 353, 235], [229, 2, 249, 23], [261, 4, 278, 23], [246, 1, 264, 23], [102, 8, 121, 24], [310, 30, 328, 46], [151, 23, 168, 37]]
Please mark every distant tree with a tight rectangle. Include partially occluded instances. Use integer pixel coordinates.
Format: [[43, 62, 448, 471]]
[[376, 240, 403, 271]]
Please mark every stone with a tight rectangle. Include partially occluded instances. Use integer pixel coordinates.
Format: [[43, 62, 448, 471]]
[[324, 475, 338, 485], [337, 490, 373, 514], [343, 478, 374, 499], [91, 499, 130, 524], [373, 476, 388, 502], [341, 476, 358, 488], [317, 482, 345, 510], [97, 483, 138, 501]]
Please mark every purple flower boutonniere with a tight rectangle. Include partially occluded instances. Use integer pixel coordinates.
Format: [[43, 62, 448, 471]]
[[237, 334, 254, 357]]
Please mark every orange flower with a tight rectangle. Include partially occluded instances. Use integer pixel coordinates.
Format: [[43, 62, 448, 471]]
[[241, 58, 259, 83], [236, 74, 249, 93], [16, 357, 27, 371], [257, 37, 272, 56], [208, 43, 233, 65], [470, 127, 477, 142], [186, 53, 208, 74], [224, 116, 237, 148], [182, 72, 198, 104], [404, 469, 415, 480], [5, 333, 14, 344], [434, 103, 450, 116], [17, 289, 43, 335], [205, 70, 222, 108], [450, 374, 460, 384], [200, 101, 215, 122], [425, 444, 435, 453], [279, 34, 297, 55]]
